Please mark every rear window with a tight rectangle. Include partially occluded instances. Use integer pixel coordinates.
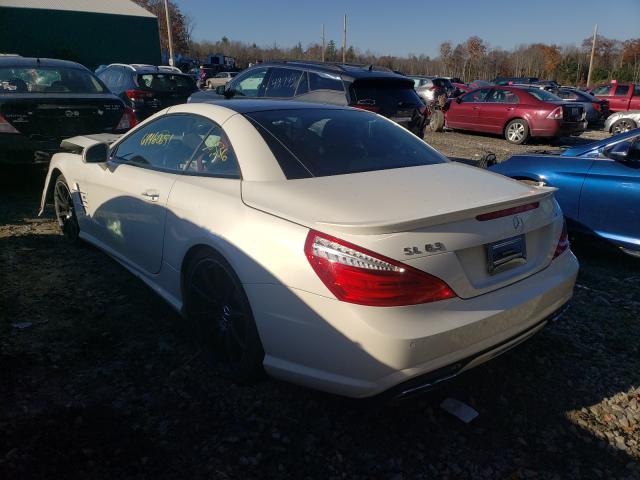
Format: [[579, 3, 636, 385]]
[[0, 66, 105, 93], [245, 108, 447, 179], [136, 74, 196, 92], [350, 80, 422, 110], [432, 78, 453, 89], [525, 89, 562, 102]]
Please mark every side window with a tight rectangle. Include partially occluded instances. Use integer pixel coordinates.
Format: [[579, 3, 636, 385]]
[[634, 85, 640, 97], [231, 68, 268, 97], [486, 89, 519, 104], [185, 125, 241, 178], [461, 88, 490, 103], [614, 85, 630, 96], [264, 68, 303, 98], [295, 71, 309, 95], [113, 114, 213, 172], [591, 85, 612, 96], [309, 71, 344, 92], [629, 138, 640, 160]]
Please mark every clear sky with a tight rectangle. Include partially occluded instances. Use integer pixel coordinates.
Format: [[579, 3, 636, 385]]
[[184, 0, 640, 57]]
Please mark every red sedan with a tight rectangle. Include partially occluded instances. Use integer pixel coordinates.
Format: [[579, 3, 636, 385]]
[[442, 86, 587, 144]]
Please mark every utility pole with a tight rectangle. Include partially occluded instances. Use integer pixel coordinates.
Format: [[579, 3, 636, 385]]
[[586, 24, 597, 88], [321, 24, 325, 62], [342, 14, 347, 63], [164, 0, 175, 67]]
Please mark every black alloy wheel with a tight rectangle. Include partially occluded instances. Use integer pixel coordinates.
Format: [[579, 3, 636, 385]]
[[184, 250, 264, 382], [53, 175, 80, 241]]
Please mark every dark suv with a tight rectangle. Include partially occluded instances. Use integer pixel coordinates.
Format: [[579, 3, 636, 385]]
[[189, 61, 427, 136], [97, 64, 198, 121]]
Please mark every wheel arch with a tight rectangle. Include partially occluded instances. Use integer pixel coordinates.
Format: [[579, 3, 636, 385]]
[[503, 116, 529, 133], [179, 243, 247, 305], [38, 167, 64, 216], [180, 244, 221, 298]]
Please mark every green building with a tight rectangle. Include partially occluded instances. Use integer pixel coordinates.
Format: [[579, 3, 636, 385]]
[[0, 0, 161, 69]]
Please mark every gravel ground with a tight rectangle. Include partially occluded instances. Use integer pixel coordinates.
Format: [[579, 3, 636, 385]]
[[1, 130, 639, 479], [425, 128, 609, 163]]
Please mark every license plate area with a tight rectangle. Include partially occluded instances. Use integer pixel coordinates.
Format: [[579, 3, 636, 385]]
[[486, 234, 527, 275]]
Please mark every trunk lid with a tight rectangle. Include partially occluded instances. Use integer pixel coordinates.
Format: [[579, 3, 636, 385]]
[[242, 162, 562, 298], [0, 94, 124, 139]]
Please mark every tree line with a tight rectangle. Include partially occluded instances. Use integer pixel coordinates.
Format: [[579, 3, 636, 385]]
[[136, 1, 640, 85]]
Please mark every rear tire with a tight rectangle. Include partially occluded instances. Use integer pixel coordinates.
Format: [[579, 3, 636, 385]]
[[183, 249, 264, 383], [429, 110, 445, 132], [505, 119, 529, 144], [611, 118, 637, 135], [53, 174, 80, 242]]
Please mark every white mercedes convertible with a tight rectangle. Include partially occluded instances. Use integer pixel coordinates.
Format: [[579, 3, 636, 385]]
[[40, 100, 578, 398]]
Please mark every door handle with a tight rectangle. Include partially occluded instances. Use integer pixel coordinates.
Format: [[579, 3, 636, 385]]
[[472, 106, 480, 110], [506, 107, 515, 111], [141, 190, 160, 202]]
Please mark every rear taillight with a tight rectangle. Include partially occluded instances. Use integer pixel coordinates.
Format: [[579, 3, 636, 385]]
[[352, 103, 380, 113], [126, 89, 153, 101], [553, 221, 569, 259], [546, 107, 563, 120], [592, 102, 601, 112], [0, 114, 19, 134], [115, 107, 138, 130], [476, 202, 539, 221], [304, 230, 456, 307]]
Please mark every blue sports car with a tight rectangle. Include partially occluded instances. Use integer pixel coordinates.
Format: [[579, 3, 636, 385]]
[[490, 129, 640, 256]]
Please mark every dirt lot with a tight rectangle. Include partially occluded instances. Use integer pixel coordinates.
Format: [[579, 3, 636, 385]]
[[1, 130, 639, 479], [425, 128, 609, 163]]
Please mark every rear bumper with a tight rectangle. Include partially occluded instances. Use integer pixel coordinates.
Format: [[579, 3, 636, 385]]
[[530, 119, 587, 137], [246, 250, 579, 398], [0, 133, 60, 163], [385, 306, 566, 400]]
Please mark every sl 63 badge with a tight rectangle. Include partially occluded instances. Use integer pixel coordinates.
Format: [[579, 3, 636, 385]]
[[404, 242, 447, 256]]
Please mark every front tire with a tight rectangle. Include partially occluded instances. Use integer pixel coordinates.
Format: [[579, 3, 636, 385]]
[[429, 110, 445, 132], [505, 119, 529, 144], [183, 249, 264, 383], [611, 118, 637, 135], [53, 174, 80, 242]]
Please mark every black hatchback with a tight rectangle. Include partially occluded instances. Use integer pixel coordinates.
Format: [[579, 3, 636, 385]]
[[0, 56, 134, 164], [189, 61, 427, 137], [97, 64, 198, 122]]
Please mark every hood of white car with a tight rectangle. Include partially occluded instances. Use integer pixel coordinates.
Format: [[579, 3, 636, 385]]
[[241, 162, 555, 234]]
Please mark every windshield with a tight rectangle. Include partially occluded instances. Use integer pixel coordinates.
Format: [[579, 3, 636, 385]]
[[136, 73, 196, 92], [246, 108, 447, 179], [0, 66, 106, 93], [526, 89, 563, 102]]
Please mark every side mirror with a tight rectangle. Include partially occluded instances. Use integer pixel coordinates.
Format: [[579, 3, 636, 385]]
[[215, 85, 226, 95], [83, 142, 109, 163], [603, 141, 636, 162], [455, 96, 463, 104]]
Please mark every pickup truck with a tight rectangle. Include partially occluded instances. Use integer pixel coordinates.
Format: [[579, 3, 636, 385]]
[[589, 82, 640, 112]]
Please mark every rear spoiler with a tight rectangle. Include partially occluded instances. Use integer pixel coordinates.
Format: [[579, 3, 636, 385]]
[[60, 133, 122, 154], [316, 187, 557, 235]]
